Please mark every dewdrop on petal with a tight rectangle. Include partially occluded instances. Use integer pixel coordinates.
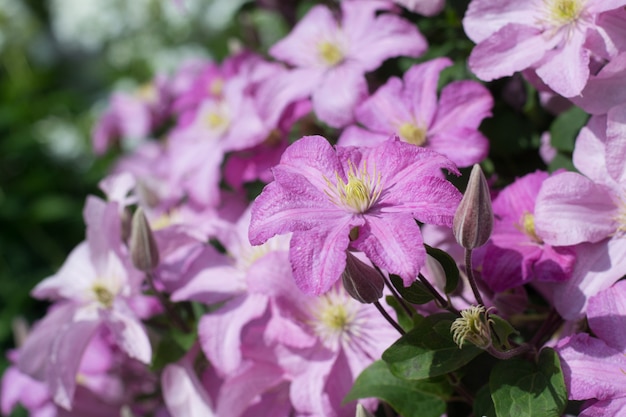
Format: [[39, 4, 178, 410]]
[[451, 305, 493, 349], [129, 207, 160, 272], [453, 164, 493, 249], [341, 251, 384, 304]]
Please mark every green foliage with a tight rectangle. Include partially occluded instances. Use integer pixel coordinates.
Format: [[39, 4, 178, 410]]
[[382, 313, 482, 380], [424, 244, 460, 294], [489, 348, 567, 417], [345, 360, 452, 417], [390, 274, 435, 305]]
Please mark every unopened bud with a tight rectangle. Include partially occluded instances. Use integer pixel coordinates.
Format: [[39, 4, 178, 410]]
[[130, 207, 160, 272], [356, 404, 376, 417], [450, 305, 493, 349], [453, 164, 493, 249], [341, 252, 384, 304]]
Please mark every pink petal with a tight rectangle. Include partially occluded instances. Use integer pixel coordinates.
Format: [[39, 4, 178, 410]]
[[289, 217, 360, 295], [534, 172, 618, 246], [198, 294, 268, 376], [269, 5, 339, 67], [105, 309, 152, 364], [427, 127, 489, 168], [216, 362, 285, 417], [336, 125, 388, 147], [468, 24, 547, 82], [587, 280, 626, 352], [312, 63, 367, 128], [572, 52, 626, 114], [572, 115, 610, 185], [354, 76, 414, 133], [356, 213, 425, 286], [345, 2, 427, 70], [463, 0, 537, 43], [404, 58, 452, 127], [431, 80, 493, 132], [162, 362, 215, 417], [535, 29, 590, 97], [538, 239, 626, 319], [605, 104, 626, 184], [557, 333, 626, 401], [579, 396, 626, 417]]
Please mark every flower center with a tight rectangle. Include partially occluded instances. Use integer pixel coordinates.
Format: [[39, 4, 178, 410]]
[[318, 41, 344, 67], [309, 288, 361, 350], [325, 161, 383, 213], [92, 283, 115, 308], [519, 212, 543, 244], [543, 0, 584, 28], [399, 122, 427, 146], [205, 112, 228, 130]]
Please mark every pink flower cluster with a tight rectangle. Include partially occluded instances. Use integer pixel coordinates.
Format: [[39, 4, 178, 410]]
[[7, 0, 626, 415]]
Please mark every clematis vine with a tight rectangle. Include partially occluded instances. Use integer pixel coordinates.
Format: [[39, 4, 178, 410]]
[[249, 135, 462, 295]]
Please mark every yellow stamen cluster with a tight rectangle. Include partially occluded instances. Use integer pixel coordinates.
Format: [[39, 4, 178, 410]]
[[519, 211, 543, 244], [318, 41, 344, 67], [325, 161, 383, 213], [399, 122, 427, 146], [451, 305, 493, 349], [542, 0, 584, 28], [92, 283, 115, 308], [309, 288, 361, 349], [205, 112, 228, 130]]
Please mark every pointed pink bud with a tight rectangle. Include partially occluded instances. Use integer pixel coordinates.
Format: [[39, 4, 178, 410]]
[[341, 252, 384, 304], [129, 207, 160, 271], [453, 164, 493, 249]]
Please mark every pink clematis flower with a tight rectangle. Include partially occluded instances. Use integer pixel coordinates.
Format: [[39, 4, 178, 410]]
[[534, 111, 626, 319], [478, 170, 576, 292], [268, 0, 427, 127], [463, 0, 626, 97], [338, 57, 492, 168], [249, 135, 461, 295], [17, 197, 152, 409], [556, 280, 626, 416]]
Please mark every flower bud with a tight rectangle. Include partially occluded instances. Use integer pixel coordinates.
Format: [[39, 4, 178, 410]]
[[450, 305, 493, 349], [341, 252, 384, 304], [129, 207, 160, 272], [356, 404, 376, 417], [453, 164, 493, 249]]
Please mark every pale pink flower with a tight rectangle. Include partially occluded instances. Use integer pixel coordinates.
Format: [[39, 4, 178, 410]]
[[464, 0, 626, 97], [338, 57, 492, 168], [269, 0, 426, 127]]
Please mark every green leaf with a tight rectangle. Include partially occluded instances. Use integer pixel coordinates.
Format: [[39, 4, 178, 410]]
[[547, 152, 577, 173], [390, 274, 435, 305], [490, 314, 519, 351], [385, 295, 414, 332], [424, 244, 460, 294], [490, 348, 567, 417], [549, 106, 589, 152], [345, 360, 451, 417], [474, 385, 497, 417], [382, 313, 482, 380]]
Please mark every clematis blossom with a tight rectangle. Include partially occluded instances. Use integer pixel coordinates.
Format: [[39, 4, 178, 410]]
[[479, 170, 576, 292], [249, 135, 461, 295], [463, 0, 626, 97], [534, 111, 626, 318], [268, 0, 426, 127], [338, 57, 492, 168], [17, 197, 152, 410]]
